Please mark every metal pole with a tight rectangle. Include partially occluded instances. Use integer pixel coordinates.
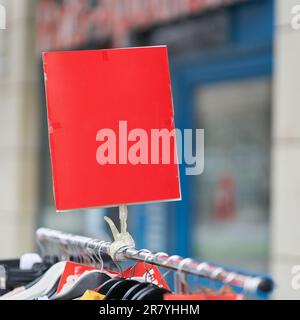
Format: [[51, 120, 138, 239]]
[[36, 228, 273, 296]]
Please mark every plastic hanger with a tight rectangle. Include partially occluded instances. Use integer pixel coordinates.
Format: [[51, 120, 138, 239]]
[[104, 279, 139, 300], [175, 258, 193, 294], [128, 252, 171, 301], [43, 275, 62, 299], [53, 270, 111, 300], [0, 274, 45, 299], [0, 256, 52, 293], [0, 261, 66, 300], [122, 282, 151, 300], [132, 286, 170, 300], [97, 277, 123, 295], [5, 262, 51, 290]]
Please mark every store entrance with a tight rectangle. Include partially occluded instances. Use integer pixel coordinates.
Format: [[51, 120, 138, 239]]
[[195, 77, 271, 272]]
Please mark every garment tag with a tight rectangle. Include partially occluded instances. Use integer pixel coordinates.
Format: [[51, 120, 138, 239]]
[[56, 262, 101, 294], [123, 262, 169, 290], [57, 261, 169, 294]]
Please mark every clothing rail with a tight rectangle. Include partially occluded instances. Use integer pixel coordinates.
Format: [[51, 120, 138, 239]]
[[36, 228, 273, 296]]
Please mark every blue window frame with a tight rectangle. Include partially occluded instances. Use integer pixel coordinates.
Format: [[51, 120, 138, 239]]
[[131, 0, 274, 259]]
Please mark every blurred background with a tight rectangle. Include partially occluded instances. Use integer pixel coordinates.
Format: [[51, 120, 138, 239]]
[[0, 0, 298, 299]]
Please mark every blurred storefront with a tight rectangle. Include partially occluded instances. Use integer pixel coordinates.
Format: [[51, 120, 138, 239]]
[[35, 0, 274, 274], [131, 0, 273, 274], [4, 0, 300, 299]]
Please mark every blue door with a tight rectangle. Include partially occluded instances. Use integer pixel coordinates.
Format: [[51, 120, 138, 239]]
[[131, 0, 274, 271]]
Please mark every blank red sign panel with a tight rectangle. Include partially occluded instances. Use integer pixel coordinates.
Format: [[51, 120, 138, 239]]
[[43, 46, 181, 211]]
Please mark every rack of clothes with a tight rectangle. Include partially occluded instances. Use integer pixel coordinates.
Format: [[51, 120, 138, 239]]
[[0, 227, 274, 300]]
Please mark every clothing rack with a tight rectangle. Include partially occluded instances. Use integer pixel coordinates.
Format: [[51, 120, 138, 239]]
[[36, 228, 273, 296]]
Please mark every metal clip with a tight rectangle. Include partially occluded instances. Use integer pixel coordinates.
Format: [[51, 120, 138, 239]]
[[104, 204, 135, 260]]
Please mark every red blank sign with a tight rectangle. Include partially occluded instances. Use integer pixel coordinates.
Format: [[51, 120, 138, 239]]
[[43, 46, 181, 211]]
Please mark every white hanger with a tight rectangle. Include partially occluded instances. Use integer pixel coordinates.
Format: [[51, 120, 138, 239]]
[[0, 261, 66, 300], [53, 269, 112, 300], [54, 245, 113, 299]]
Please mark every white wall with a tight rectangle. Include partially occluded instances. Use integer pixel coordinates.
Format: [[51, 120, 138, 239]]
[[272, 0, 300, 299], [0, 0, 38, 258]]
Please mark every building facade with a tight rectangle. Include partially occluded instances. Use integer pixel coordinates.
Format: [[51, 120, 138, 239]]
[[1, 0, 299, 299], [0, 0, 38, 257], [36, 0, 274, 273], [272, 0, 300, 300]]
